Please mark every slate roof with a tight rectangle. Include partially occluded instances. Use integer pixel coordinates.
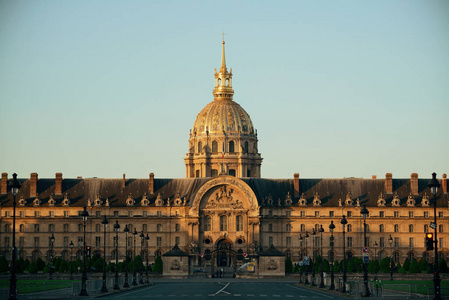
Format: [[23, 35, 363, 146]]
[[162, 244, 189, 256]]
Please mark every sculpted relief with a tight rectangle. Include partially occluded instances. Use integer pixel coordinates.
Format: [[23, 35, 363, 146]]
[[204, 185, 245, 210]]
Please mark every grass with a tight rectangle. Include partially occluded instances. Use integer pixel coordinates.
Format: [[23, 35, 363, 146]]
[[0, 279, 78, 294], [379, 280, 449, 295]]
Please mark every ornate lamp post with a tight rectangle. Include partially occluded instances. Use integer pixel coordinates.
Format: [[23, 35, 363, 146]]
[[8, 173, 21, 300], [341, 215, 348, 293], [79, 207, 89, 296], [329, 221, 336, 290], [145, 234, 150, 283], [304, 232, 309, 285], [428, 172, 442, 300], [113, 221, 120, 290], [311, 228, 316, 286], [139, 231, 144, 284], [100, 216, 109, 292], [388, 234, 393, 281], [298, 234, 303, 283], [49, 233, 55, 280], [361, 205, 371, 297], [123, 225, 130, 288], [69, 241, 74, 280], [319, 225, 325, 288], [132, 228, 138, 286], [374, 241, 378, 297]]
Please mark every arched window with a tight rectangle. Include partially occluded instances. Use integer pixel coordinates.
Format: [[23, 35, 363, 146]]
[[244, 141, 249, 153], [212, 141, 218, 154], [175, 224, 180, 232], [157, 224, 162, 232], [378, 251, 385, 261], [204, 216, 211, 231], [300, 224, 305, 232], [198, 141, 202, 153], [315, 224, 320, 232], [4, 224, 10, 232], [286, 224, 291, 232], [379, 224, 384, 233], [409, 224, 414, 233], [366, 224, 370, 232], [394, 224, 399, 232], [78, 224, 83, 232], [220, 215, 227, 231], [407, 251, 415, 261], [229, 141, 235, 153], [268, 224, 273, 232], [236, 215, 243, 231], [225, 78, 229, 87], [48, 224, 54, 232], [393, 251, 400, 263]]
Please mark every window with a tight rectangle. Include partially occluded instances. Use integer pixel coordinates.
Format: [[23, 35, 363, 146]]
[[78, 224, 83, 232], [366, 224, 370, 232], [143, 224, 148, 232], [394, 237, 399, 248], [175, 236, 180, 245], [157, 211, 162, 217], [439, 225, 443, 233], [268, 223, 273, 232], [379, 237, 384, 248], [195, 170, 200, 177], [286, 211, 291, 217], [64, 237, 68, 247], [114, 211, 119, 217], [300, 211, 305, 217], [157, 224, 162, 232], [229, 141, 235, 153], [244, 141, 249, 153], [379, 224, 384, 233], [96, 224, 101, 232], [409, 211, 414, 218], [424, 211, 429, 218], [394, 224, 399, 232], [347, 224, 352, 232], [64, 224, 69, 232], [300, 224, 305, 232], [394, 211, 399, 218], [329, 211, 334, 217], [34, 237, 39, 248], [95, 211, 101, 217], [157, 237, 162, 247], [5, 237, 10, 248], [379, 211, 384, 218], [19, 224, 24, 232], [286, 237, 291, 247], [19, 237, 24, 248], [393, 252, 400, 263], [439, 212, 443, 218], [409, 237, 414, 248], [198, 141, 202, 153], [268, 236, 273, 246], [439, 238, 444, 248], [128, 211, 133, 217], [268, 210, 273, 217], [78, 237, 83, 247], [229, 169, 236, 176], [64, 211, 69, 217], [204, 216, 211, 231], [315, 211, 319, 217], [220, 215, 227, 231], [35, 211, 40, 217], [96, 237, 101, 247], [212, 141, 218, 153], [424, 224, 429, 232], [286, 224, 291, 232], [49, 211, 54, 217], [347, 237, 353, 247], [48, 224, 55, 232], [20, 211, 25, 218], [211, 169, 219, 177], [143, 211, 148, 217], [347, 211, 352, 218], [175, 224, 180, 232], [34, 224, 40, 232], [236, 216, 243, 231], [409, 224, 414, 233]]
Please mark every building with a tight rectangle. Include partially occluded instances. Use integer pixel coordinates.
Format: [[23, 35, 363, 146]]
[[1, 41, 448, 274]]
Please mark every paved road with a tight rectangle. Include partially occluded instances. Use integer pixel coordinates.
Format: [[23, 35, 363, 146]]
[[101, 281, 349, 300]]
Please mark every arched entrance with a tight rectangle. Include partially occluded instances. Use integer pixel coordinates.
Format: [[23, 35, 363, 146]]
[[216, 239, 232, 267], [210, 238, 237, 277]]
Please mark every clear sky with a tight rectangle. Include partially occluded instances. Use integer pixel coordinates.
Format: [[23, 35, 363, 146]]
[[1, 0, 448, 180]]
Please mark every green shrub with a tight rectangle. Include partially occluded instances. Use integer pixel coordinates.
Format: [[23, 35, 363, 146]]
[[36, 258, 46, 271], [409, 258, 420, 273], [403, 258, 410, 272], [439, 258, 448, 273], [153, 256, 162, 273], [0, 257, 9, 272], [285, 257, 293, 273], [28, 262, 38, 273]]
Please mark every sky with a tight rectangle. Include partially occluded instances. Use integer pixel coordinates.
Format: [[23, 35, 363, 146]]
[[1, 0, 448, 180]]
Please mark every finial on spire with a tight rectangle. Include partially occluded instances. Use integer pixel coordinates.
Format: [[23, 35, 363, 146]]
[[220, 33, 226, 71]]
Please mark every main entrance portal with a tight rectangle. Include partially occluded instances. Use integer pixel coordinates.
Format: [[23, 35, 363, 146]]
[[217, 239, 231, 267]]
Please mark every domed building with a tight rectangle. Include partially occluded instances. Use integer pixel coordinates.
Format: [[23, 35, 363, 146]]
[[185, 40, 262, 178]]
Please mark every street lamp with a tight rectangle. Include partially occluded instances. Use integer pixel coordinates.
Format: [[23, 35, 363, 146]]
[[361, 205, 371, 297], [8, 173, 21, 300], [123, 224, 130, 288], [132, 228, 138, 286], [428, 172, 442, 300], [319, 225, 325, 288], [388, 234, 393, 281], [311, 228, 316, 286], [49, 233, 55, 280], [139, 231, 144, 284], [145, 234, 150, 283], [298, 234, 303, 284], [100, 216, 109, 292], [341, 215, 348, 293], [329, 221, 336, 290], [304, 232, 309, 285], [374, 241, 378, 296], [69, 241, 74, 280], [113, 221, 120, 290], [79, 207, 89, 296]]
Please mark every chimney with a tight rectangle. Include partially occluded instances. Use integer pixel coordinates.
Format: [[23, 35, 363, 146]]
[[55, 172, 63, 195], [149, 173, 154, 194], [443, 173, 447, 194], [30, 173, 38, 197], [122, 173, 126, 189], [385, 173, 393, 194], [410, 173, 418, 195], [1, 173, 7, 195], [293, 173, 300, 197], [372, 175, 377, 179]]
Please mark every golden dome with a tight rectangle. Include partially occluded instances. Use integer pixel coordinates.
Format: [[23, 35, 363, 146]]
[[193, 99, 254, 135]]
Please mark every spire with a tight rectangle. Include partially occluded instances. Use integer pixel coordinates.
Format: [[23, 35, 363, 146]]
[[213, 35, 234, 101], [221, 40, 226, 72]]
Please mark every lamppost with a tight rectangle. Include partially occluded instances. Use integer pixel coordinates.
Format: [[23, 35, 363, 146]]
[[79, 207, 89, 296], [100, 216, 109, 292], [374, 241, 378, 297], [8, 173, 21, 300], [69, 241, 74, 280], [49, 233, 55, 280], [329, 221, 336, 290], [341, 215, 348, 293], [311, 228, 316, 286], [139, 231, 144, 284], [428, 172, 442, 300], [145, 234, 150, 283], [388, 234, 393, 281], [361, 205, 371, 297], [132, 228, 138, 286], [113, 221, 120, 290], [319, 225, 325, 288], [304, 232, 309, 285], [298, 234, 303, 283], [123, 225, 130, 288]]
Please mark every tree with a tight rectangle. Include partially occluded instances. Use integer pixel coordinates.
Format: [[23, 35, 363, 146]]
[[409, 258, 420, 273], [28, 261, 38, 273], [333, 260, 341, 272], [0, 257, 9, 272], [379, 257, 391, 273], [322, 259, 330, 272], [438, 258, 448, 273], [285, 257, 293, 273], [153, 256, 163, 273], [403, 258, 410, 272], [36, 257, 46, 271], [418, 258, 431, 273]]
